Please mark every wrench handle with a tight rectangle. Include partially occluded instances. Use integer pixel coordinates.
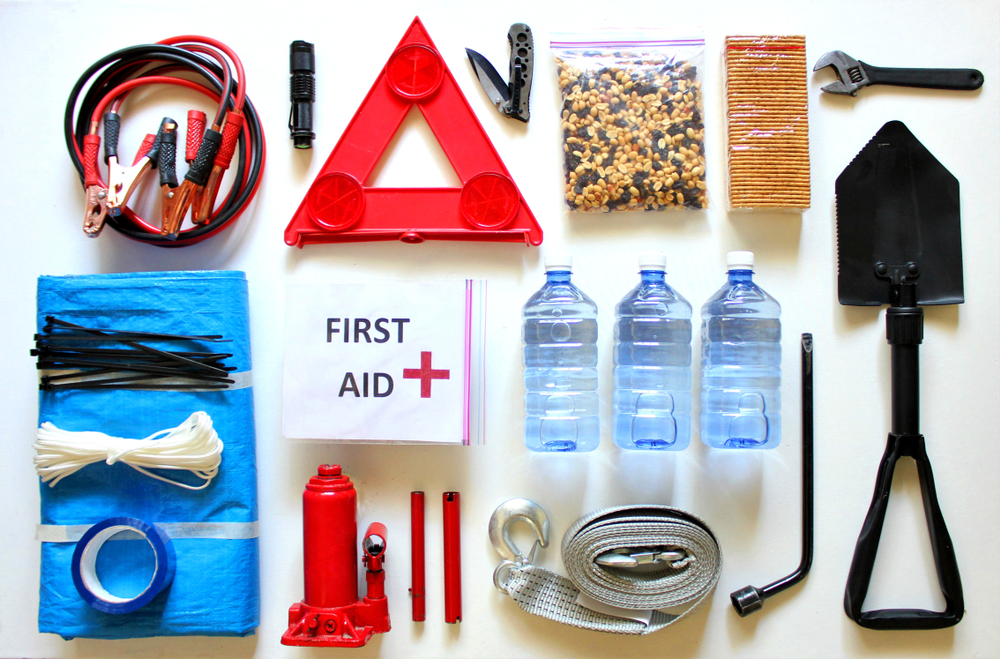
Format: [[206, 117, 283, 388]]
[[862, 62, 983, 91]]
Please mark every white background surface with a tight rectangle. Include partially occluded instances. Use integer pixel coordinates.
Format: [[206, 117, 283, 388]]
[[1, 1, 998, 657]]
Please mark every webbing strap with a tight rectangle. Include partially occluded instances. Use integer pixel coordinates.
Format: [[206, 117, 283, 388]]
[[497, 506, 722, 634]]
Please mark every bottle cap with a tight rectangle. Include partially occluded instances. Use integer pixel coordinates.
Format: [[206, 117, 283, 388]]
[[544, 252, 573, 272], [638, 252, 667, 272], [726, 250, 754, 272]]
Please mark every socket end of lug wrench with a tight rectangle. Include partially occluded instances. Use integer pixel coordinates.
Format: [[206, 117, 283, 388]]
[[730, 585, 765, 617]]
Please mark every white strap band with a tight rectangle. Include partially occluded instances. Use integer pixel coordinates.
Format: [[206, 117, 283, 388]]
[[497, 506, 722, 635], [37, 520, 259, 543]]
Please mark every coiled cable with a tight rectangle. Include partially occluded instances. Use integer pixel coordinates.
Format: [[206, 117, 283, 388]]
[[64, 37, 265, 247]]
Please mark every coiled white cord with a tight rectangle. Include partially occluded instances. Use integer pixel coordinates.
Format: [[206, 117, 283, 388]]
[[34, 411, 223, 490]]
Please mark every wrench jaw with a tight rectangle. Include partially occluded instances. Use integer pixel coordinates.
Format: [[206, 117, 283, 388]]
[[813, 50, 859, 71], [814, 50, 869, 95], [821, 79, 859, 96]]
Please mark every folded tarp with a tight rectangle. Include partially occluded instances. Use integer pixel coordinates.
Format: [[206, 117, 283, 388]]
[[35, 271, 259, 639]]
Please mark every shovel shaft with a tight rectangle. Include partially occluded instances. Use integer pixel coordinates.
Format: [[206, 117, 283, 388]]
[[886, 288, 923, 435], [890, 343, 920, 435]]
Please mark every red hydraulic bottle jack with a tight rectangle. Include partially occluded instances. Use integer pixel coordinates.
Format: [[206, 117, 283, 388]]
[[282, 465, 390, 647]]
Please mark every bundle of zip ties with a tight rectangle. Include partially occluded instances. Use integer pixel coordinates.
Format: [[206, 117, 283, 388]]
[[34, 316, 234, 391], [35, 411, 223, 490]]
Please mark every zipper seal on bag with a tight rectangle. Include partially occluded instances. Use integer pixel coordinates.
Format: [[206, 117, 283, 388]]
[[550, 31, 705, 50]]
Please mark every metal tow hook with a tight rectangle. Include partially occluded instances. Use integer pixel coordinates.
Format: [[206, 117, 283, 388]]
[[488, 498, 549, 593]]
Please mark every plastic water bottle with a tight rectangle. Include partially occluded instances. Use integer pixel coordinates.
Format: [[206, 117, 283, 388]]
[[522, 253, 599, 452], [700, 251, 781, 449], [613, 253, 692, 450]]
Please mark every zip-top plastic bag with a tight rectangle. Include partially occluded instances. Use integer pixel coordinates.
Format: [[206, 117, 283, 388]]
[[552, 31, 707, 212]]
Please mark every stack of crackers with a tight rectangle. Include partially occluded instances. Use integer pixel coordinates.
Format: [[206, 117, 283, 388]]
[[724, 35, 810, 211]]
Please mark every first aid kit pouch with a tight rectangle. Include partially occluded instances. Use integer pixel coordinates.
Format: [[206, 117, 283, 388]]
[[35, 271, 259, 639]]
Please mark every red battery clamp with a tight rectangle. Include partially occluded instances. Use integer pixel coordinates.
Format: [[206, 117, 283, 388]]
[[284, 17, 542, 247], [282, 465, 390, 648]]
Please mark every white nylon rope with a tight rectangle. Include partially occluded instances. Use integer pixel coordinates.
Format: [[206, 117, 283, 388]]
[[34, 411, 223, 490]]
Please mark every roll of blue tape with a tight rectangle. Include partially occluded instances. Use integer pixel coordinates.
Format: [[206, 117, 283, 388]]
[[71, 517, 176, 614]]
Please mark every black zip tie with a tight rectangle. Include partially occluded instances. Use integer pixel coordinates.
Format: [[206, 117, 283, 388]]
[[37, 356, 234, 381], [38, 360, 237, 377], [43, 316, 227, 341], [34, 345, 232, 360], [41, 318, 229, 376], [43, 381, 231, 392], [41, 372, 235, 390], [41, 367, 118, 383], [36, 334, 230, 343], [109, 336, 229, 376], [34, 348, 234, 370]]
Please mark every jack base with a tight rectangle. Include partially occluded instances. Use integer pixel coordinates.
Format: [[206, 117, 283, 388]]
[[281, 598, 390, 647]]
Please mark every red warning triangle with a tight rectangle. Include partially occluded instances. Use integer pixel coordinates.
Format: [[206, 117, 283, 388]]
[[285, 17, 543, 247]]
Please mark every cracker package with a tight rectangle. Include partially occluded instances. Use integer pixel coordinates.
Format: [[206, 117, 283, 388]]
[[724, 35, 810, 211]]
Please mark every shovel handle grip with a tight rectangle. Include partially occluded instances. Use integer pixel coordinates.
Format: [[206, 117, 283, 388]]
[[844, 433, 965, 629], [862, 62, 984, 91]]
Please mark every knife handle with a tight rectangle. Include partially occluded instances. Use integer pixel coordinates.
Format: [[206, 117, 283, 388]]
[[507, 23, 532, 122], [862, 62, 984, 91]]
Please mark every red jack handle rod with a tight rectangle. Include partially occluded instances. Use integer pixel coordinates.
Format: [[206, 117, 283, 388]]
[[410, 492, 426, 622], [443, 492, 462, 623]]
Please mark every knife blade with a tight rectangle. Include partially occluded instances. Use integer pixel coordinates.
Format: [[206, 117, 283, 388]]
[[466, 48, 509, 109]]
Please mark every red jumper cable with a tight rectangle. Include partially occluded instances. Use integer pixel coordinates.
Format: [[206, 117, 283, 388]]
[[67, 36, 264, 246]]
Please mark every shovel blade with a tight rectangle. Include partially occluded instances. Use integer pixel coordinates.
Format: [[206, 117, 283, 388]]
[[836, 121, 964, 306]]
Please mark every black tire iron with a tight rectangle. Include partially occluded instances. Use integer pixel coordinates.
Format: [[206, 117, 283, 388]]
[[731, 333, 814, 616], [836, 120, 964, 629]]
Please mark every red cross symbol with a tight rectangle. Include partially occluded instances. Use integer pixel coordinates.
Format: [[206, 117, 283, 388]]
[[403, 351, 450, 398]]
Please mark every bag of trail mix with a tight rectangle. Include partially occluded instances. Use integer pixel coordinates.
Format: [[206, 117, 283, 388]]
[[551, 31, 707, 212]]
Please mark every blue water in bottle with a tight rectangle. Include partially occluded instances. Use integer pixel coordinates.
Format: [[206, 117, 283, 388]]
[[614, 253, 692, 450], [700, 251, 781, 449], [523, 253, 599, 452]]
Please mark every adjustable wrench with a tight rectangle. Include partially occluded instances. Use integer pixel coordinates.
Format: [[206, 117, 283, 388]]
[[814, 50, 983, 96]]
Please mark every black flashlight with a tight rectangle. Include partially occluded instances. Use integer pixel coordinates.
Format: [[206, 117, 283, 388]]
[[289, 41, 316, 149]]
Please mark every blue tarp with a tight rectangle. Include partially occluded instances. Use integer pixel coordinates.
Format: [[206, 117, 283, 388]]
[[36, 271, 259, 639]]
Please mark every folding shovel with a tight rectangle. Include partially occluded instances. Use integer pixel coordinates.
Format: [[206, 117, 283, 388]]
[[836, 120, 965, 629]]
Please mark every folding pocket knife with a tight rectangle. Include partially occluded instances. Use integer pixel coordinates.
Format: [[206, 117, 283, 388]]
[[466, 23, 533, 122]]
